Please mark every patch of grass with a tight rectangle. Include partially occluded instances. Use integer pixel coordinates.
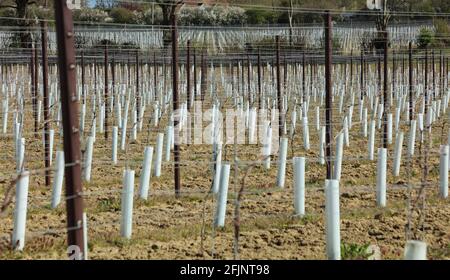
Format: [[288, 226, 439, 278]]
[[344, 202, 402, 220], [344, 179, 356, 186], [96, 197, 121, 213], [40, 204, 65, 215], [246, 214, 297, 231], [429, 165, 439, 177], [345, 208, 375, 219], [134, 198, 156, 208], [43, 204, 52, 210], [341, 243, 372, 260], [307, 175, 323, 188], [183, 195, 204, 203], [107, 236, 140, 249], [298, 214, 319, 225], [149, 223, 206, 242], [0, 250, 25, 260], [432, 137, 441, 146], [428, 244, 450, 259]]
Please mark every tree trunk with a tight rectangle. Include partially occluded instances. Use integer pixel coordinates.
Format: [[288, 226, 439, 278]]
[[288, 0, 294, 46], [15, 0, 32, 48], [161, 4, 172, 49]]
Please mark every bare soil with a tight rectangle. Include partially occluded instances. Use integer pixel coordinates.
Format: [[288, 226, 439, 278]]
[[0, 66, 449, 260]]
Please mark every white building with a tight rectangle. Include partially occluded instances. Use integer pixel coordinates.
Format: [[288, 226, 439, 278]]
[[68, 0, 83, 10]]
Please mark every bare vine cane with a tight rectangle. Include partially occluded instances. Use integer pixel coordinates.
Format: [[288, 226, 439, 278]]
[[233, 154, 269, 260]]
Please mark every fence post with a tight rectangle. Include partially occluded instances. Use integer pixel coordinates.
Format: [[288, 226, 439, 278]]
[[276, 35, 283, 139], [350, 50, 353, 88], [104, 45, 109, 140], [31, 46, 38, 135], [193, 47, 197, 101], [324, 12, 333, 179], [360, 50, 364, 99], [34, 40, 39, 129], [425, 47, 428, 115], [136, 50, 140, 123], [187, 40, 191, 110], [392, 50, 396, 91], [172, 10, 181, 197], [201, 50, 206, 105], [257, 48, 262, 110], [409, 42, 413, 123], [383, 30, 389, 149], [41, 21, 50, 187], [81, 51, 85, 104], [54, 0, 85, 259], [247, 51, 251, 104], [154, 51, 157, 102], [302, 51, 306, 103], [432, 50, 435, 99]]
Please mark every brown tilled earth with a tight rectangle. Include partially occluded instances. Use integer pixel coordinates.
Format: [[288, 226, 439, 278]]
[[0, 67, 449, 260]]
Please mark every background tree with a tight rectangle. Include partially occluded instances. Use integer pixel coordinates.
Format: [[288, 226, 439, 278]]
[[417, 27, 434, 48], [154, 0, 184, 47], [287, 0, 295, 46], [0, 0, 44, 48]]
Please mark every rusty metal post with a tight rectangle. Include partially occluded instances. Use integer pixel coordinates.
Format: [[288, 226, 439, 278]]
[[378, 54, 381, 88], [271, 57, 275, 88], [200, 50, 206, 105], [90, 56, 97, 98], [310, 55, 313, 95], [402, 50, 406, 85], [440, 51, 443, 98], [409, 42, 413, 123], [53, 0, 85, 258], [172, 11, 181, 198], [112, 52, 115, 105], [432, 50, 435, 99], [104, 45, 109, 139], [302, 51, 306, 102], [31, 46, 37, 135], [392, 50, 396, 90], [193, 47, 197, 100], [383, 30, 389, 149], [276, 35, 283, 139], [230, 61, 234, 94], [34, 42, 39, 126], [186, 40, 191, 110], [239, 61, 241, 92], [127, 54, 131, 87], [41, 21, 50, 187], [350, 50, 353, 88], [94, 57, 97, 96], [241, 57, 244, 97], [283, 53, 287, 93], [425, 48, 428, 114], [324, 11, 333, 180], [81, 51, 85, 105], [247, 51, 251, 103], [444, 57, 449, 93], [360, 50, 364, 99], [136, 50, 140, 123], [343, 57, 347, 92], [153, 51, 157, 102], [257, 48, 262, 110]]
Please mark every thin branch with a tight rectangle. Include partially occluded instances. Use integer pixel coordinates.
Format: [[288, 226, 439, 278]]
[[233, 155, 269, 260], [0, 5, 17, 9]]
